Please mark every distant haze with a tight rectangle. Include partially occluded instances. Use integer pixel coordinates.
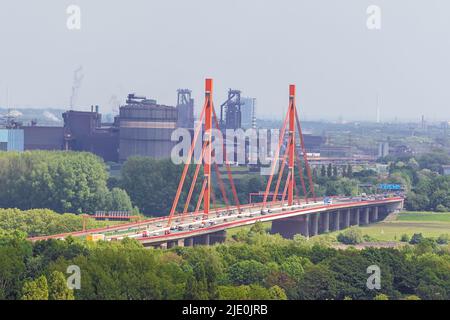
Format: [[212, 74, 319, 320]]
[[0, 0, 449, 122]]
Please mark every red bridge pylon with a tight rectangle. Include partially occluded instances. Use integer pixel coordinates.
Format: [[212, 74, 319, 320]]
[[166, 80, 316, 230], [262, 84, 316, 209], [167, 79, 241, 228]]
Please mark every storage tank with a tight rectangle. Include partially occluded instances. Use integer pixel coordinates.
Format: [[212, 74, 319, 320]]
[[118, 100, 178, 162]]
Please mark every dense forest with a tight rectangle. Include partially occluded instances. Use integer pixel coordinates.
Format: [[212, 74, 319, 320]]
[[0, 151, 133, 214], [381, 152, 450, 211], [1, 224, 449, 300], [0, 208, 116, 238]]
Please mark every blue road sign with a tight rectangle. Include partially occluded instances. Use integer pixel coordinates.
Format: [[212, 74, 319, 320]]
[[378, 184, 402, 190]]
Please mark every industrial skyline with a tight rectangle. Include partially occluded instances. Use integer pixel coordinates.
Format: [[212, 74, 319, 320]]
[[1, 1, 450, 122]]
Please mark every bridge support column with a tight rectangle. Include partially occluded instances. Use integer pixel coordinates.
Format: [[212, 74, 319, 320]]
[[372, 206, 379, 222], [167, 239, 184, 248], [210, 230, 227, 245], [319, 212, 330, 234], [354, 208, 360, 226], [300, 215, 310, 238], [194, 234, 210, 246], [331, 211, 340, 231], [271, 215, 309, 239], [158, 242, 168, 250], [184, 237, 194, 247], [361, 207, 370, 225], [309, 213, 319, 236], [344, 209, 351, 229], [167, 241, 176, 249]]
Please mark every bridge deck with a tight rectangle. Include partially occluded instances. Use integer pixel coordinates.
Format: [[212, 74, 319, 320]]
[[29, 196, 404, 244]]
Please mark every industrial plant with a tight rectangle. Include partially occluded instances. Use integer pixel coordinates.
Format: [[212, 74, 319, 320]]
[[3, 88, 329, 166]]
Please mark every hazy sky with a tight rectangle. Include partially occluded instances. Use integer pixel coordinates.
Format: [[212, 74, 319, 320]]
[[0, 0, 449, 122]]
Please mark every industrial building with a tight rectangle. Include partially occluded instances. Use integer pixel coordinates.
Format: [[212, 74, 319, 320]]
[[240, 97, 256, 129], [220, 89, 243, 130], [63, 106, 119, 162], [23, 126, 63, 150], [0, 117, 24, 151], [176, 89, 194, 129], [378, 141, 390, 158], [0, 92, 183, 163], [0, 128, 24, 151], [118, 94, 177, 162]]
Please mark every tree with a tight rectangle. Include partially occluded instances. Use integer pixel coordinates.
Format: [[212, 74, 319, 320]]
[[120, 157, 202, 216], [103, 188, 134, 212], [346, 165, 353, 178], [436, 234, 449, 245], [217, 285, 252, 300], [405, 192, 430, 211], [405, 295, 421, 300], [337, 227, 363, 245], [21, 275, 48, 300], [0, 236, 32, 299], [228, 260, 269, 286], [297, 265, 338, 300], [374, 293, 389, 300], [327, 164, 333, 178], [417, 152, 450, 173], [280, 256, 310, 281], [400, 234, 410, 243], [0, 151, 114, 214], [217, 285, 287, 300], [321, 165, 326, 177], [0, 208, 119, 238], [268, 285, 287, 300], [48, 271, 75, 300], [183, 247, 223, 299], [409, 233, 424, 245]]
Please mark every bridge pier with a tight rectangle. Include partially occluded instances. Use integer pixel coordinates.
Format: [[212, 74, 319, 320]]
[[300, 215, 310, 237], [343, 209, 351, 229], [361, 207, 370, 225], [158, 242, 168, 250], [371, 206, 379, 222], [271, 215, 309, 239], [167, 239, 185, 249], [209, 231, 227, 245], [194, 234, 210, 246], [309, 213, 319, 237], [184, 237, 194, 247], [353, 208, 360, 226], [330, 211, 340, 231], [167, 241, 176, 249], [319, 212, 330, 233]]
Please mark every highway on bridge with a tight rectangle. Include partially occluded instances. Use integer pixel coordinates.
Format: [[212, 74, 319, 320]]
[[29, 195, 404, 246]]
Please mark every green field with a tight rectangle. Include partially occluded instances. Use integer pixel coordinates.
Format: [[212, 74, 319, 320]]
[[396, 212, 450, 222], [338, 211, 450, 241]]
